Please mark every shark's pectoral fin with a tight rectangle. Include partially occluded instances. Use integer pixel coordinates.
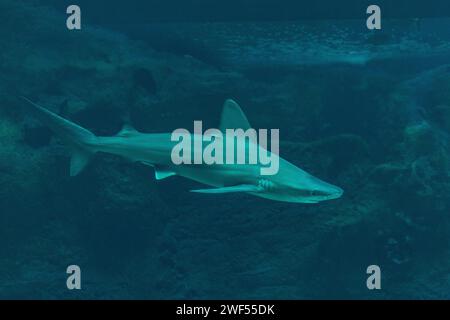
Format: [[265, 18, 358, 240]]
[[154, 166, 176, 180], [70, 149, 91, 176], [190, 184, 263, 194]]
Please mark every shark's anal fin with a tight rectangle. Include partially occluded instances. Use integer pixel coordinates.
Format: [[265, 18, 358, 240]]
[[154, 166, 176, 180], [190, 184, 263, 194], [70, 149, 91, 176], [219, 99, 251, 131]]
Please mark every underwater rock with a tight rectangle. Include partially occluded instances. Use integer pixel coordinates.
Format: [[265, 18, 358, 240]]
[[365, 32, 392, 46], [369, 163, 408, 186], [72, 104, 124, 136], [403, 121, 437, 156], [0, 117, 22, 146], [132, 68, 157, 95], [385, 237, 412, 265], [430, 104, 450, 133], [62, 98, 89, 116], [299, 134, 370, 175], [22, 125, 52, 148]]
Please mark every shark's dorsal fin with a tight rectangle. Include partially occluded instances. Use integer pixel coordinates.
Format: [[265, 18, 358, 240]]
[[190, 184, 262, 194], [154, 166, 176, 180], [116, 124, 139, 137], [219, 99, 251, 131]]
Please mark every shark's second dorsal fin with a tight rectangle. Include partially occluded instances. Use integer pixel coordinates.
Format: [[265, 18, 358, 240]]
[[219, 99, 251, 131], [116, 123, 139, 137]]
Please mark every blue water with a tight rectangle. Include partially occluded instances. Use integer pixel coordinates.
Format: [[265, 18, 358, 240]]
[[1, 0, 450, 299]]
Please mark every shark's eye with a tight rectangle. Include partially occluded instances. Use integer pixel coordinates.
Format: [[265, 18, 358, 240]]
[[310, 190, 321, 196]]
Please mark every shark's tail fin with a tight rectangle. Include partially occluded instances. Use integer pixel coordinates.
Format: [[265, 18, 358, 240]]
[[21, 97, 98, 176]]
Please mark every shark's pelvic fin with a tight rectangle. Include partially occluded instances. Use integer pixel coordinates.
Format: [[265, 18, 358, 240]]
[[190, 184, 263, 194], [219, 99, 251, 131], [154, 166, 176, 180]]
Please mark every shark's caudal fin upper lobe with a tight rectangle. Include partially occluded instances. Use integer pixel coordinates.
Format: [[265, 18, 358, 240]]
[[21, 97, 97, 176]]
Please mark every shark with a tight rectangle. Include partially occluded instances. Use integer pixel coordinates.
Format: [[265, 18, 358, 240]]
[[21, 97, 343, 203]]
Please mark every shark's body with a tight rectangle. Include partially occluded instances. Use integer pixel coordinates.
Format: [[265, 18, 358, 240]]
[[22, 98, 343, 203]]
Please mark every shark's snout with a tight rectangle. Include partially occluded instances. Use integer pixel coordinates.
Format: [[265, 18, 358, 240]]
[[304, 176, 344, 202], [327, 185, 344, 200]]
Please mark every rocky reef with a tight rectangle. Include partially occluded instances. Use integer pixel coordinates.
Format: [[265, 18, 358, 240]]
[[1, 0, 450, 299]]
